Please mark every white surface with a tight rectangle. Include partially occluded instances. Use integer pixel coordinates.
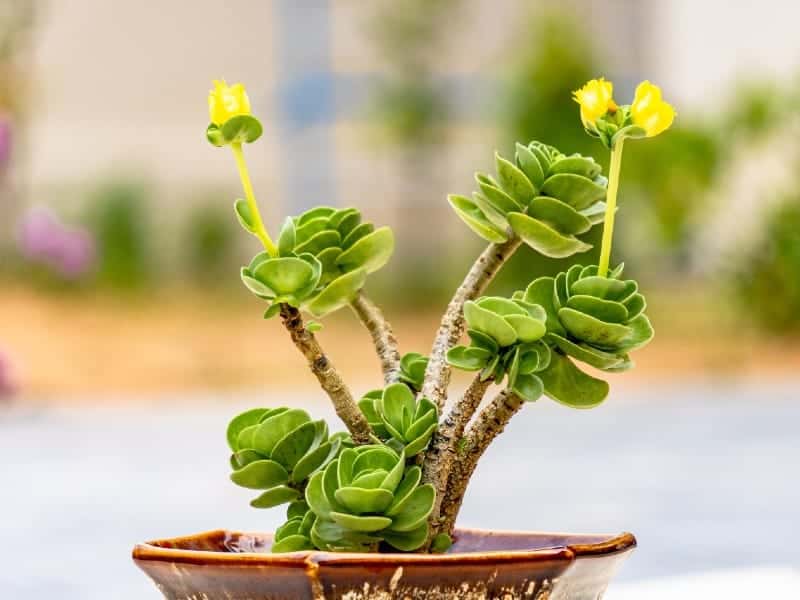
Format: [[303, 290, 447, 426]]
[[611, 567, 800, 599]]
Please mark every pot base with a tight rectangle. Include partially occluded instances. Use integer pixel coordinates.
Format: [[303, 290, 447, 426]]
[[133, 528, 635, 599]]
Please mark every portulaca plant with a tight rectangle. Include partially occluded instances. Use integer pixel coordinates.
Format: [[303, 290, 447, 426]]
[[210, 77, 675, 553]]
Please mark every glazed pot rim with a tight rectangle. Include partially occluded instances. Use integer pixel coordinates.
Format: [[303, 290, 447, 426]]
[[132, 527, 636, 567]]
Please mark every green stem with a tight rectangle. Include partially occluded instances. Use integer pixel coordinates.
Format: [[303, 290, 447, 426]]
[[231, 142, 278, 256], [597, 138, 625, 278]]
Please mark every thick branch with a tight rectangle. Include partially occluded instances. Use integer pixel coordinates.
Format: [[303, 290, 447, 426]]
[[279, 304, 372, 444], [420, 375, 492, 544], [438, 389, 525, 537], [420, 237, 521, 412], [349, 292, 402, 385]]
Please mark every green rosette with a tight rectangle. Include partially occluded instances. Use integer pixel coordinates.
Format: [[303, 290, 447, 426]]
[[446, 296, 550, 401], [449, 141, 607, 258], [358, 383, 438, 457], [226, 408, 341, 510], [398, 352, 428, 393], [238, 206, 395, 319], [305, 445, 435, 552], [523, 264, 654, 409]]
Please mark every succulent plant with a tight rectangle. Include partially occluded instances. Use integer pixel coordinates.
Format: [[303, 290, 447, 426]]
[[449, 141, 607, 257], [359, 383, 438, 456], [239, 206, 394, 318], [227, 408, 341, 509], [305, 445, 435, 552], [520, 264, 653, 408], [271, 501, 317, 553], [398, 352, 428, 392], [447, 296, 551, 401]]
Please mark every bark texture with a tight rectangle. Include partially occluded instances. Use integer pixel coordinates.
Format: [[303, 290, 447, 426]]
[[279, 304, 372, 444], [350, 292, 402, 385], [439, 389, 525, 536], [420, 237, 521, 412]]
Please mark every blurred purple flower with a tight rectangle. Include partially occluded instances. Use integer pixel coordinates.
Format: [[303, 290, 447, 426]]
[[17, 206, 96, 279], [0, 115, 12, 167], [0, 350, 16, 399]]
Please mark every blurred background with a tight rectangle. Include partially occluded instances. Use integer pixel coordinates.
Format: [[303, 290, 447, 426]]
[[1, 1, 798, 598]]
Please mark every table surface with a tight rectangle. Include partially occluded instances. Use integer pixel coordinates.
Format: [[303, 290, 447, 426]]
[[1, 379, 798, 599]]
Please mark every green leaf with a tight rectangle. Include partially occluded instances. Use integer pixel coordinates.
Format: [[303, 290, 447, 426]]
[[475, 174, 521, 214], [287, 500, 310, 520], [241, 269, 274, 298], [221, 114, 263, 144], [297, 206, 336, 226], [206, 123, 225, 147], [463, 301, 517, 347], [402, 422, 437, 456], [272, 535, 312, 553], [558, 307, 633, 347], [292, 438, 339, 483], [616, 314, 654, 352], [539, 352, 609, 409], [515, 143, 544, 189], [277, 217, 296, 256], [334, 487, 394, 515], [548, 156, 602, 179], [623, 293, 647, 320], [263, 303, 282, 319], [294, 230, 341, 255], [250, 485, 300, 508], [430, 533, 453, 554], [495, 152, 535, 205], [331, 208, 361, 238], [253, 257, 316, 295], [566, 295, 629, 324], [383, 523, 429, 552], [511, 374, 544, 402], [341, 222, 375, 250], [387, 484, 435, 532], [306, 268, 367, 317], [570, 276, 627, 300], [336, 227, 395, 274], [271, 421, 317, 471], [305, 471, 334, 520], [541, 173, 606, 211], [471, 192, 511, 230], [311, 519, 380, 552], [329, 512, 392, 533], [231, 449, 265, 469], [385, 466, 422, 517], [528, 196, 592, 235], [252, 409, 311, 457], [306, 321, 323, 333], [234, 199, 257, 234], [580, 201, 608, 225], [448, 194, 508, 243], [446, 346, 491, 371], [467, 329, 500, 353], [381, 383, 416, 432], [547, 334, 625, 371], [508, 212, 592, 259], [230, 460, 289, 489], [226, 408, 270, 451], [504, 314, 546, 343]]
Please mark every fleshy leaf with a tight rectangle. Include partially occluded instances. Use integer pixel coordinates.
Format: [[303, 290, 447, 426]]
[[250, 485, 300, 509], [541, 173, 606, 211], [539, 352, 609, 409], [306, 269, 367, 317], [508, 212, 592, 259], [336, 227, 395, 274]]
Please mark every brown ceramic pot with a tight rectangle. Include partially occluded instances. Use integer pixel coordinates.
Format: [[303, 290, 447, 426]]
[[133, 528, 635, 599]]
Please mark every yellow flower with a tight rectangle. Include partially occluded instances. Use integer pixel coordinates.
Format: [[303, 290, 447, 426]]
[[573, 78, 617, 128], [630, 81, 675, 137], [208, 79, 251, 126]]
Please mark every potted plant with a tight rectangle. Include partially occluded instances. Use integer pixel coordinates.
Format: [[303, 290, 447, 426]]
[[134, 77, 674, 599]]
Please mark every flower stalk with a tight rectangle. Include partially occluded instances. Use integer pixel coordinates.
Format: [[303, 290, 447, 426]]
[[597, 138, 625, 278], [230, 142, 278, 256]]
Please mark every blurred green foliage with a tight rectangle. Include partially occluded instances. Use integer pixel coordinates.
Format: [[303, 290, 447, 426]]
[[84, 180, 153, 289], [182, 201, 238, 283], [732, 199, 800, 333]]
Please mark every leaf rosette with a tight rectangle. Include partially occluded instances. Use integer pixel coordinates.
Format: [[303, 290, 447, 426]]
[[226, 408, 341, 510], [522, 264, 654, 409], [398, 352, 428, 392], [449, 141, 608, 258], [447, 296, 550, 401], [238, 205, 395, 318], [359, 383, 438, 456], [305, 445, 435, 552]]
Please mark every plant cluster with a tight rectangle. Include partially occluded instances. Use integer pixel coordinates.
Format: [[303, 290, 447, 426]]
[[210, 77, 673, 553]]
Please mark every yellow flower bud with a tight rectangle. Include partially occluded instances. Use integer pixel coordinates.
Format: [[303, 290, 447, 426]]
[[573, 78, 617, 128], [630, 81, 675, 137], [208, 80, 251, 126]]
